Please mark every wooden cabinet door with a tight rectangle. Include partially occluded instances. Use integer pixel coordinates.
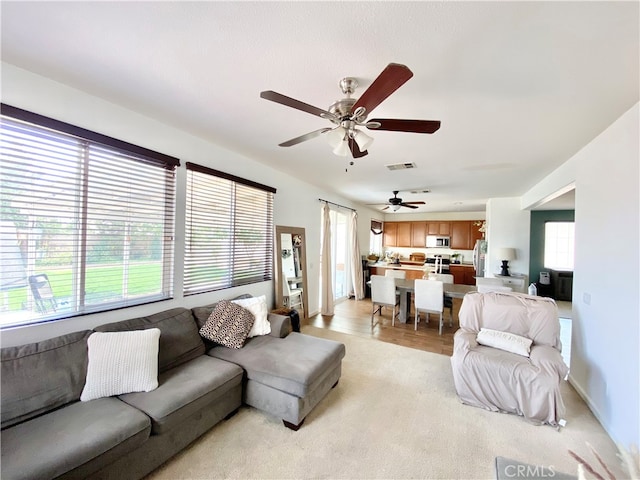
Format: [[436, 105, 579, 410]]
[[464, 268, 477, 285], [449, 265, 464, 284], [383, 222, 397, 247], [470, 221, 484, 246], [450, 221, 471, 249], [396, 222, 412, 247], [405, 269, 424, 280], [427, 222, 451, 235], [411, 222, 427, 247]]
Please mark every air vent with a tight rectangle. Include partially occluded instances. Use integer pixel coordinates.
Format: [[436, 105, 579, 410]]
[[386, 162, 417, 171]]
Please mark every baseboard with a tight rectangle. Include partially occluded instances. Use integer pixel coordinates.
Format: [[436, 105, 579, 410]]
[[567, 374, 617, 445]]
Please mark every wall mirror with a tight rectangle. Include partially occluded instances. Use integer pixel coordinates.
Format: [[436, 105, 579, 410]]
[[274, 225, 308, 319]]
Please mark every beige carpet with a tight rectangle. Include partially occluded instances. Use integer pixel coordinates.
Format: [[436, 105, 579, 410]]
[[145, 326, 623, 480]]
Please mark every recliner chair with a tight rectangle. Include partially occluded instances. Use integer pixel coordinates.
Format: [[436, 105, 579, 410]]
[[451, 291, 568, 425]]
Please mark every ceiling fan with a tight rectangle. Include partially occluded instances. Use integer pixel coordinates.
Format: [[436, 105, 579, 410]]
[[260, 63, 441, 158], [370, 191, 426, 211]]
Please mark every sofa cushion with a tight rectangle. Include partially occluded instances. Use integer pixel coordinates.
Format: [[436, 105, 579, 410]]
[[191, 294, 253, 330], [0, 397, 150, 480], [232, 294, 271, 337], [1, 330, 91, 429], [208, 332, 346, 397], [118, 355, 243, 434], [94, 307, 204, 373], [199, 300, 255, 349], [81, 329, 161, 401]]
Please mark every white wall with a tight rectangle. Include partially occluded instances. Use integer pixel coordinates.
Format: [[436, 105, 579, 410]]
[[0, 63, 379, 346], [522, 103, 639, 448], [485, 197, 530, 279]]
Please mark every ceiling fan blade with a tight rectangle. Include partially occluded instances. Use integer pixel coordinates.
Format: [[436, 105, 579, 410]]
[[260, 91, 335, 119], [381, 206, 389, 211], [367, 119, 441, 134], [402, 201, 426, 205], [348, 137, 368, 158], [278, 128, 332, 147], [351, 63, 413, 116], [400, 204, 419, 209]]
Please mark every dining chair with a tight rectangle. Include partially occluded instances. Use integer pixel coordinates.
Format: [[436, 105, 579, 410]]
[[414, 279, 445, 334], [384, 269, 407, 279], [429, 273, 454, 326], [371, 274, 400, 327], [283, 278, 304, 313]]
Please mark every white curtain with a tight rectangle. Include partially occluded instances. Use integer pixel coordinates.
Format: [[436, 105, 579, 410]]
[[321, 203, 334, 315], [349, 211, 364, 300]]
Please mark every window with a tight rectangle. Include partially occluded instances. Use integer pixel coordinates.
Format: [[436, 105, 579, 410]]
[[544, 222, 575, 271], [184, 162, 275, 296], [369, 219, 383, 257], [0, 105, 179, 328]]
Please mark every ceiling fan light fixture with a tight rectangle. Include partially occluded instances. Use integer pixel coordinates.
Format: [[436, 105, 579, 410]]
[[353, 129, 374, 151], [332, 139, 351, 157], [326, 127, 347, 148], [390, 204, 401, 212]]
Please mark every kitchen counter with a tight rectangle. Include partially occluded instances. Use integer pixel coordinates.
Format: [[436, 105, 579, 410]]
[[369, 262, 426, 280], [369, 262, 425, 271]]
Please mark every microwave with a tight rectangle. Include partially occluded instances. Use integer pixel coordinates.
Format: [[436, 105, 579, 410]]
[[426, 235, 450, 248]]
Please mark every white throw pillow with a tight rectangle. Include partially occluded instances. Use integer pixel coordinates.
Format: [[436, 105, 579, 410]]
[[231, 295, 271, 337], [476, 328, 533, 357], [80, 329, 161, 401]]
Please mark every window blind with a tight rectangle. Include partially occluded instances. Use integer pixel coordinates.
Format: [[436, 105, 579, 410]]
[[0, 105, 178, 327], [184, 162, 274, 296]]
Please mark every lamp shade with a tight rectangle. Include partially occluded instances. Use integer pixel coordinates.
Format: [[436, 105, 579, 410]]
[[353, 129, 373, 151], [332, 139, 351, 157], [326, 127, 347, 149], [496, 248, 516, 261]]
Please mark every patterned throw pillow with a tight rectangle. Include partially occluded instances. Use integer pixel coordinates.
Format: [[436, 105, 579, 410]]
[[199, 300, 255, 349]]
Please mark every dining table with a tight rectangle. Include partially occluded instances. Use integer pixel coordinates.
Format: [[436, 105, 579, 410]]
[[394, 279, 477, 324]]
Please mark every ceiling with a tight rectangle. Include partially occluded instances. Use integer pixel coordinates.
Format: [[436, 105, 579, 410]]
[[2, 2, 638, 214]]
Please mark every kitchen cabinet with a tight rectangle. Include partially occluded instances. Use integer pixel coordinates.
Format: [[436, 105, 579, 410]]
[[383, 222, 398, 247], [427, 222, 450, 236], [411, 222, 427, 247], [383, 220, 484, 250], [470, 222, 484, 246], [383, 221, 418, 247], [449, 265, 476, 285], [450, 221, 472, 250], [396, 222, 412, 247]]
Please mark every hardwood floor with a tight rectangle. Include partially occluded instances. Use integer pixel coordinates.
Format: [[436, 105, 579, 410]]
[[305, 296, 464, 356], [306, 296, 573, 365]]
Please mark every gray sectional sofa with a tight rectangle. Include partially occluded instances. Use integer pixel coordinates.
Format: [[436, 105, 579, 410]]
[[1, 297, 346, 480]]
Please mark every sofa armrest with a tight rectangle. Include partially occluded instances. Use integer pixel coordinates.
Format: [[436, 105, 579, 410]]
[[529, 345, 569, 379], [453, 329, 478, 355], [267, 313, 291, 338]]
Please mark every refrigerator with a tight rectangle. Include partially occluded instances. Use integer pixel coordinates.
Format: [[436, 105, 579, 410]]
[[472, 239, 488, 278]]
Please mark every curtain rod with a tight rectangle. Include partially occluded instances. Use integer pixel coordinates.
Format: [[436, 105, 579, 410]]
[[318, 198, 357, 213]]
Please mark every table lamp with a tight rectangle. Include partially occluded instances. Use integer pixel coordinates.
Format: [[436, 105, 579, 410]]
[[497, 248, 516, 276]]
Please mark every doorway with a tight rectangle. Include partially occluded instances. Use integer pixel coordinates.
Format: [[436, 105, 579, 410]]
[[321, 208, 351, 303]]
